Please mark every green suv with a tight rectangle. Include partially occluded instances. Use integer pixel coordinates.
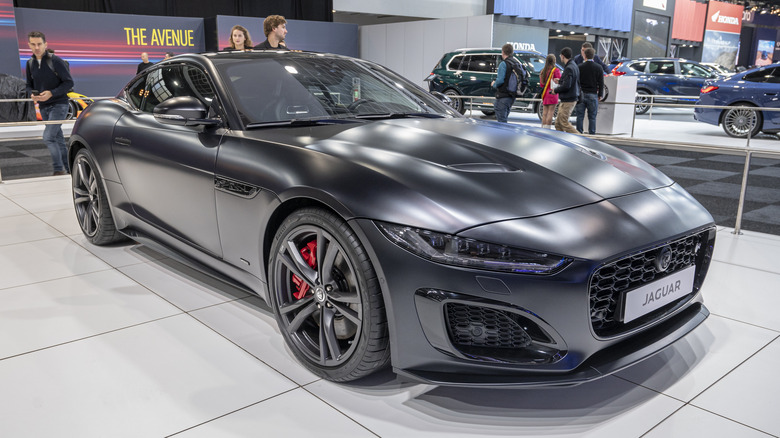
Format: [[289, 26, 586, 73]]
[[426, 48, 554, 118]]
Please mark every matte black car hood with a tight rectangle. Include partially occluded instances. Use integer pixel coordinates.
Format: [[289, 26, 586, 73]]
[[244, 117, 674, 231]]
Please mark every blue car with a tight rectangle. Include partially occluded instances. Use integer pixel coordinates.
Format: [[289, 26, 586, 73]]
[[612, 58, 722, 115], [694, 63, 780, 138]]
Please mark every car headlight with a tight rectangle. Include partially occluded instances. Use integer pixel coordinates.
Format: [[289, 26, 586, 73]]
[[376, 222, 571, 274]]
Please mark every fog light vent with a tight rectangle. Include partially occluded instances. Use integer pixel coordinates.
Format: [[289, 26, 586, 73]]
[[446, 303, 531, 349]]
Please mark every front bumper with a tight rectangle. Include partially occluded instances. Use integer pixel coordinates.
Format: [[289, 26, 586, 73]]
[[350, 189, 715, 387]]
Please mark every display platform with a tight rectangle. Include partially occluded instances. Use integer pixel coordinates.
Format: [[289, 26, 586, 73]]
[[0, 175, 779, 437]]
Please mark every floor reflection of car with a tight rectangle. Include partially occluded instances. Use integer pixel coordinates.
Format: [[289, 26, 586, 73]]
[[425, 48, 557, 119], [611, 58, 723, 115], [695, 63, 780, 138], [68, 50, 716, 387], [35, 91, 94, 120]]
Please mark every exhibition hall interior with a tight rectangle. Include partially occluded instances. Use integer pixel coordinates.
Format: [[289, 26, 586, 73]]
[[1, 0, 780, 437]]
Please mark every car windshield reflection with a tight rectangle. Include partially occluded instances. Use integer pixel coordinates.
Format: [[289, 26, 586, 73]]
[[217, 56, 456, 127]]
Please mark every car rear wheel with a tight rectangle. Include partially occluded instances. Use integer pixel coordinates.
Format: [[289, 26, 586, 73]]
[[268, 207, 390, 381], [635, 90, 651, 115], [722, 105, 762, 138], [536, 99, 558, 123], [444, 89, 465, 114], [72, 148, 125, 245], [481, 110, 495, 117]]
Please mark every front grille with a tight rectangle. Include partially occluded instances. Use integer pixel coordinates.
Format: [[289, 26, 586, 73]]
[[589, 229, 714, 337], [446, 303, 532, 349]]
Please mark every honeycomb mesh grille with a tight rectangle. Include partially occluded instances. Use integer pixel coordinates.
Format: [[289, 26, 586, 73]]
[[589, 232, 705, 337], [445, 303, 532, 349]]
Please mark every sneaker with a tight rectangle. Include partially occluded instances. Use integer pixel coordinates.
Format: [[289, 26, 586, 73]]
[[53, 171, 68, 176]]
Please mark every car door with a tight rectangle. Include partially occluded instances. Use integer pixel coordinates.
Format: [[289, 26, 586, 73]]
[[741, 67, 780, 129], [678, 62, 715, 100], [646, 60, 678, 96], [458, 53, 499, 97], [112, 64, 224, 257]]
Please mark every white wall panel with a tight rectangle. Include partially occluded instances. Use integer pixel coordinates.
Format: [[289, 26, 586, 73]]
[[359, 25, 387, 66], [359, 15, 496, 89], [404, 23, 426, 86], [333, 0, 484, 19]]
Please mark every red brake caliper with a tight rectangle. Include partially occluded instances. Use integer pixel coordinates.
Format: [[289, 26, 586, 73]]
[[292, 240, 317, 300]]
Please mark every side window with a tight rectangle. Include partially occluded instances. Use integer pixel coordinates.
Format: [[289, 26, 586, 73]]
[[126, 76, 147, 109], [140, 65, 216, 113], [648, 61, 675, 74], [680, 62, 711, 78], [743, 68, 776, 83], [520, 54, 546, 73], [464, 54, 497, 73], [629, 61, 647, 72], [767, 68, 780, 84], [447, 55, 465, 70]]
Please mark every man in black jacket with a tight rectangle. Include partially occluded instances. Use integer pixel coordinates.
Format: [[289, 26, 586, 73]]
[[254, 15, 290, 50], [576, 47, 605, 134], [26, 31, 73, 175], [573, 42, 609, 73], [552, 47, 579, 133]]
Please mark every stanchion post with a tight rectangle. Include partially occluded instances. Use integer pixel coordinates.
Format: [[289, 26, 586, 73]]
[[733, 112, 755, 235]]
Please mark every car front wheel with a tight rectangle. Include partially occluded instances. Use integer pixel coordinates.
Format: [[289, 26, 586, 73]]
[[268, 208, 390, 381], [722, 105, 762, 138], [635, 90, 651, 115], [72, 148, 125, 245]]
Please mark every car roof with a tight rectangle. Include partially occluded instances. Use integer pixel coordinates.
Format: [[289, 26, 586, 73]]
[[451, 48, 542, 55]]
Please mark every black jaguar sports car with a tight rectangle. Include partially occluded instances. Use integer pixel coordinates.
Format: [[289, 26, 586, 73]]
[[68, 51, 716, 387]]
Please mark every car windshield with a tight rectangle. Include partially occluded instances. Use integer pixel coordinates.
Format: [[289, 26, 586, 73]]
[[215, 55, 458, 127]]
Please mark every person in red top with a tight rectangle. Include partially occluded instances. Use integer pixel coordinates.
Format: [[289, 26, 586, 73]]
[[539, 54, 560, 129]]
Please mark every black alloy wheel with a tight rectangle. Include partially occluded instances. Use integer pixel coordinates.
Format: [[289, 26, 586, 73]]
[[635, 90, 651, 115], [269, 208, 389, 381], [72, 149, 124, 245], [722, 105, 762, 138], [444, 89, 466, 114]]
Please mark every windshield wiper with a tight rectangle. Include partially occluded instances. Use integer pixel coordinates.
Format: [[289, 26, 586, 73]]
[[352, 112, 447, 120], [246, 118, 351, 129]]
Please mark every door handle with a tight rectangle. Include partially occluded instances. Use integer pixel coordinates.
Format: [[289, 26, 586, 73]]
[[114, 137, 131, 146]]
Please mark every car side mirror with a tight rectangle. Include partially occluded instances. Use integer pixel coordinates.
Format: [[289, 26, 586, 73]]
[[153, 96, 220, 127], [430, 91, 452, 106]]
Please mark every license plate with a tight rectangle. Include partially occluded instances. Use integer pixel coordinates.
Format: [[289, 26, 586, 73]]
[[623, 265, 696, 323]]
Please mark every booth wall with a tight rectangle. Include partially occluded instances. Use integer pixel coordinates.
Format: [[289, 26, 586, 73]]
[[211, 16, 358, 56], [0, 0, 20, 77], [14, 8, 204, 97], [360, 15, 493, 89], [334, 0, 484, 19]]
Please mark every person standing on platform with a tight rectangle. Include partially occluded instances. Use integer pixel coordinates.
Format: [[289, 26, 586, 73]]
[[539, 54, 560, 129], [551, 47, 580, 134], [137, 52, 153, 74], [490, 43, 524, 123], [224, 25, 253, 51], [25, 31, 73, 176], [575, 47, 605, 135], [254, 15, 289, 50]]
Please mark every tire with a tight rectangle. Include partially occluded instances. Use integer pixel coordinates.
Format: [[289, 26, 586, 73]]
[[66, 101, 79, 120], [722, 104, 762, 138], [481, 110, 495, 116], [268, 207, 390, 382], [635, 90, 651, 115], [443, 89, 465, 114], [72, 149, 125, 245]]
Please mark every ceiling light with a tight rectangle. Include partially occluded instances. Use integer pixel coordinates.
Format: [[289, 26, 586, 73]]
[[556, 29, 561, 32], [570, 31, 575, 34]]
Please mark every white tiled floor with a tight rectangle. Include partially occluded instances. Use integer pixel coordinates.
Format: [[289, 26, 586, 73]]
[[1, 175, 779, 438]]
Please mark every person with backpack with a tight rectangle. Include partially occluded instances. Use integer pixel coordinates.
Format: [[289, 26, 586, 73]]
[[26, 31, 73, 176], [491, 43, 526, 123]]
